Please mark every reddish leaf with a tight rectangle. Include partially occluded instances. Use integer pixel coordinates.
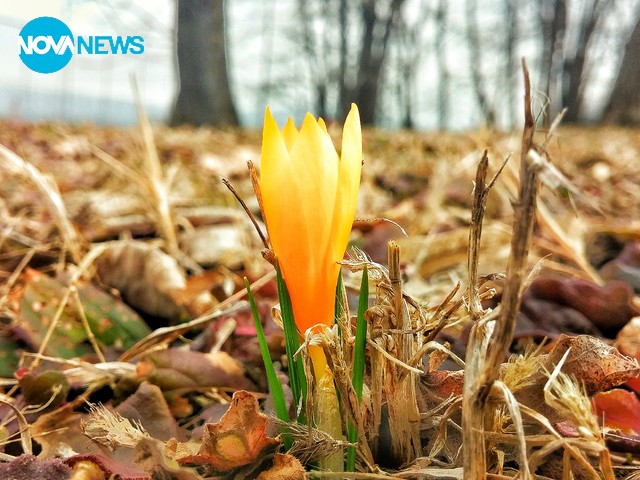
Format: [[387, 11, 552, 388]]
[[65, 454, 151, 480], [176, 391, 279, 473], [526, 275, 637, 337], [593, 388, 640, 435], [420, 370, 464, 402]]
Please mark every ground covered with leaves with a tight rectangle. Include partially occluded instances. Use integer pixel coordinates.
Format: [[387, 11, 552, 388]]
[[1, 115, 640, 479]]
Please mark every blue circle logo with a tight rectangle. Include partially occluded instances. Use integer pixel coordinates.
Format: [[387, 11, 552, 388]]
[[19, 17, 74, 74]]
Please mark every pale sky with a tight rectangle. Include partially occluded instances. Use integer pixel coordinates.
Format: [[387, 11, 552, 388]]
[[0, 0, 637, 128]]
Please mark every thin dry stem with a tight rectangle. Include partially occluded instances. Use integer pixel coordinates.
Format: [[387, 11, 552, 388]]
[[491, 381, 531, 479], [221, 177, 269, 250], [131, 75, 179, 255], [467, 151, 510, 321], [386, 241, 421, 465], [71, 286, 106, 363], [462, 59, 538, 479], [0, 144, 82, 264], [0, 396, 32, 455]]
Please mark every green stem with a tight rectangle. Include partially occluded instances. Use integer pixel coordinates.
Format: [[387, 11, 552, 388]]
[[347, 266, 369, 471]]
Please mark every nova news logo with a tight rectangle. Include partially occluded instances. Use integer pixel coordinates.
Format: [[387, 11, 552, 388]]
[[19, 16, 144, 74]]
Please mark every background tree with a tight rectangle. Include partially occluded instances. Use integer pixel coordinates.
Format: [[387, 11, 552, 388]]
[[603, 12, 640, 124], [465, 0, 496, 126], [171, 0, 238, 127], [343, 0, 406, 124]]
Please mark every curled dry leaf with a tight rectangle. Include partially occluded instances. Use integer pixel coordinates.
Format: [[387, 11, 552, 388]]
[[547, 334, 640, 394], [175, 391, 279, 474], [256, 453, 305, 480], [420, 370, 464, 403], [133, 438, 200, 480], [94, 240, 187, 320]]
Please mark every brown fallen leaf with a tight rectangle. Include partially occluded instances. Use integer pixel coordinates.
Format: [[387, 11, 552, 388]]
[[175, 391, 279, 474], [31, 404, 107, 459], [94, 240, 187, 321], [420, 370, 464, 403], [524, 275, 638, 337], [137, 349, 255, 392], [115, 382, 184, 441], [546, 334, 640, 394], [133, 438, 200, 480], [614, 316, 640, 392], [256, 453, 305, 480]]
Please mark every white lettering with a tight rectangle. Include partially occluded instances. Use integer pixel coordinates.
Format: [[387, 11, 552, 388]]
[[19, 35, 74, 55]]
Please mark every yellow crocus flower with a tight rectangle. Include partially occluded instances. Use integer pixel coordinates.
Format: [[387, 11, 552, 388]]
[[260, 104, 362, 378]]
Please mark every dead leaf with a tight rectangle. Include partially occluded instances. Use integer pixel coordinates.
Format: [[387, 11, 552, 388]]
[[64, 453, 151, 480], [31, 404, 106, 459], [176, 391, 279, 473], [599, 240, 640, 293], [115, 382, 184, 441], [137, 349, 255, 392], [547, 334, 640, 394], [94, 240, 187, 320], [10, 268, 150, 358], [616, 316, 640, 360], [420, 370, 464, 403], [593, 388, 640, 434], [256, 453, 305, 480], [133, 438, 200, 480], [524, 276, 638, 337], [179, 224, 252, 269], [0, 454, 71, 480], [19, 369, 70, 412]]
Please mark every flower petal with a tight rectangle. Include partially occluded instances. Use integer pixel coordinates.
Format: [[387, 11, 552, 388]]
[[331, 104, 362, 261], [282, 117, 298, 151]]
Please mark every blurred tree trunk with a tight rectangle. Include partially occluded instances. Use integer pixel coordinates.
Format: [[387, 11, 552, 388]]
[[539, 0, 566, 116], [466, 0, 496, 126], [435, 0, 449, 129], [298, 0, 329, 118], [603, 13, 640, 125], [338, 0, 349, 119], [171, 0, 238, 127], [561, 0, 608, 122], [504, 0, 518, 127], [341, 0, 405, 125]]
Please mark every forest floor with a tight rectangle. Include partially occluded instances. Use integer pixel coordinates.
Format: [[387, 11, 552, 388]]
[[1, 118, 640, 479]]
